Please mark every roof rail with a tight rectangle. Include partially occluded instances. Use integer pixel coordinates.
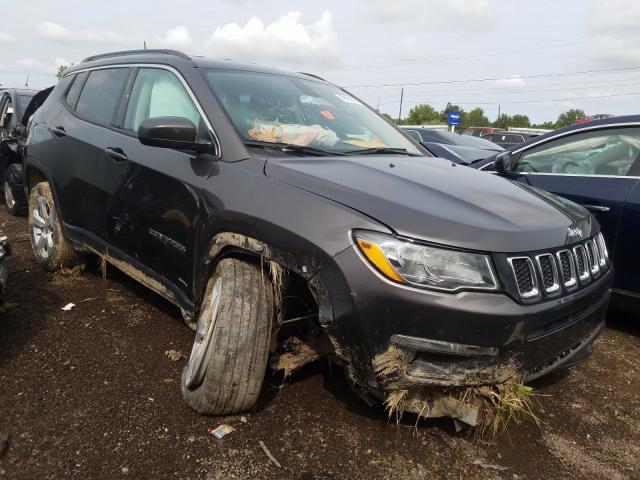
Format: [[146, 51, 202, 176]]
[[82, 49, 191, 63], [299, 72, 326, 82]]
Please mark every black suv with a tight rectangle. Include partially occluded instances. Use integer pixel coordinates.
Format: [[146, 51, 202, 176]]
[[23, 50, 613, 417]]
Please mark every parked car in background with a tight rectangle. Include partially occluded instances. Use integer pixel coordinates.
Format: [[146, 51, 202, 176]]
[[401, 126, 502, 165], [486, 131, 534, 149], [0, 87, 53, 215], [460, 127, 504, 137], [480, 115, 640, 310], [24, 50, 612, 420], [575, 114, 614, 125]]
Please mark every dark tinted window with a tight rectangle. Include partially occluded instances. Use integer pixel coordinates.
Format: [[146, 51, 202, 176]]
[[65, 73, 85, 108], [76, 68, 130, 126]]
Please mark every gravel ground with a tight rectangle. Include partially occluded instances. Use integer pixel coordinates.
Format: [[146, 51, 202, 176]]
[[0, 209, 639, 480]]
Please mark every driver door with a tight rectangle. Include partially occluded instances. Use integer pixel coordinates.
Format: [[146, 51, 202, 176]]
[[502, 126, 640, 259]]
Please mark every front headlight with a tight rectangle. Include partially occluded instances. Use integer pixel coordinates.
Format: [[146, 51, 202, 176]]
[[354, 231, 498, 292]]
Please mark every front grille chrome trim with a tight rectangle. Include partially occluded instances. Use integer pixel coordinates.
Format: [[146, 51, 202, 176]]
[[507, 256, 539, 298], [585, 240, 600, 276], [535, 253, 560, 293], [573, 245, 590, 282], [556, 249, 577, 288]]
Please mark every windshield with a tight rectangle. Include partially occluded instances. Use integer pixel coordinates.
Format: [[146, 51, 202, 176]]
[[203, 69, 422, 155]]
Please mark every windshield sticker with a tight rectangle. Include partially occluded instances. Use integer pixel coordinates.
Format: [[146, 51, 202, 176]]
[[320, 110, 335, 120], [334, 93, 363, 105]]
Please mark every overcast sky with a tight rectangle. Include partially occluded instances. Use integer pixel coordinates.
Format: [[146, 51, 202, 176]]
[[1, 0, 638, 123]]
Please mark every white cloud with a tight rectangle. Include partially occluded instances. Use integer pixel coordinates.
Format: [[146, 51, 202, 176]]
[[395, 36, 421, 61], [585, 0, 640, 67], [153, 26, 192, 49], [206, 11, 340, 69], [35, 21, 131, 45], [0, 32, 15, 44], [363, 0, 495, 35], [495, 75, 525, 87]]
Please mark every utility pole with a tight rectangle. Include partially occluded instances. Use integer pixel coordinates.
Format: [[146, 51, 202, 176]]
[[144, 41, 147, 50], [497, 104, 501, 120], [376, 96, 380, 112], [398, 87, 404, 123]]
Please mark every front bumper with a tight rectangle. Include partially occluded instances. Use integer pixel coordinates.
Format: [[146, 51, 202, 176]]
[[320, 245, 613, 392]]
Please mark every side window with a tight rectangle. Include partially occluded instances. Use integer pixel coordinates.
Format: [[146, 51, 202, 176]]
[[515, 127, 640, 176], [0, 95, 13, 128], [76, 68, 131, 126], [124, 68, 201, 133], [65, 73, 85, 108]]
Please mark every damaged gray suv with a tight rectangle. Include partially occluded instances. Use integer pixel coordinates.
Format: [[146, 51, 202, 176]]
[[23, 50, 613, 421]]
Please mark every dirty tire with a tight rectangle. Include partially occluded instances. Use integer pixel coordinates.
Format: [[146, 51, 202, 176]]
[[28, 181, 83, 271], [181, 258, 274, 415]]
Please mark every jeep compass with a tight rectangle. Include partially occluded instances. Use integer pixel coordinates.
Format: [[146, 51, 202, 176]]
[[23, 50, 613, 415]]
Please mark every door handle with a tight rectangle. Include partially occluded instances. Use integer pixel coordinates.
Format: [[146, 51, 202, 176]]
[[104, 147, 128, 162], [49, 126, 66, 137], [582, 204, 610, 213]]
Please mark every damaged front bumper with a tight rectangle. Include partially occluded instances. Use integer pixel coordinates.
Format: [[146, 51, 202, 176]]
[[320, 246, 613, 395]]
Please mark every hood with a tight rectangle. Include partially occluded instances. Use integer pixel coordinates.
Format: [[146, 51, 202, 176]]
[[265, 155, 595, 253]]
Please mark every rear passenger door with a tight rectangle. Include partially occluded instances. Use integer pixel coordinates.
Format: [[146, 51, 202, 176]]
[[53, 67, 133, 242], [106, 66, 215, 294]]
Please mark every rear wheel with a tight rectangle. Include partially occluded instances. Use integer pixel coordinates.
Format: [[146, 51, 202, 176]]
[[3, 175, 18, 216], [28, 181, 83, 271], [181, 258, 274, 415]]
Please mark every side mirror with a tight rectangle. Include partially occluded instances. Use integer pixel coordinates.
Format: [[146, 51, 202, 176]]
[[493, 151, 512, 174], [138, 116, 211, 153]]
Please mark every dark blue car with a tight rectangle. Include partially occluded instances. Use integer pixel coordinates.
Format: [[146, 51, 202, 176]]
[[478, 115, 640, 310]]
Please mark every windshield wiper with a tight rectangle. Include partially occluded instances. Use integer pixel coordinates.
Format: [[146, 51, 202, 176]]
[[244, 140, 344, 156], [347, 147, 414, 156]]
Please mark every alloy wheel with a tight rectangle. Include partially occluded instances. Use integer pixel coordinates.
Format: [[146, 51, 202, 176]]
[[31, 195, 55, 259], [4, 180, 15, 209]]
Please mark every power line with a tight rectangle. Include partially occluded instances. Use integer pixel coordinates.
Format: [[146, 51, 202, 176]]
[[400, 91, 640, 106], [345, 66, 640, 88], [371, 82, 640, 105]]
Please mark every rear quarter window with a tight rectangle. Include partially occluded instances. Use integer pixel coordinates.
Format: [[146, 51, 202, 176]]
[[75, 68, 131, 126], [65, 73, 86, 108]]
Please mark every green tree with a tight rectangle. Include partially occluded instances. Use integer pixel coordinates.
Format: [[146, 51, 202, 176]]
[[556, 109, 586, 128], [493, 113, 511, 129], [463, 107, 490, 127], [531, 121, 555, 130], [55, 63, 74, 78], [440, 102, 464, 124], [510, 114, 531, 128], [405, 104, 441, 125]]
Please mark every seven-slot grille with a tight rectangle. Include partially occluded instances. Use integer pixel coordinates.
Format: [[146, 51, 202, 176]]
[[507, 233, 609, 299]]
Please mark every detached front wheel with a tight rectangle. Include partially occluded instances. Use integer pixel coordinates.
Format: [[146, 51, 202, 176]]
[[181, 258, 274, 415]]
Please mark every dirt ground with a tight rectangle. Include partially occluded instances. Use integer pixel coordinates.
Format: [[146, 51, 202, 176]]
[[0, 208, 639, 480]]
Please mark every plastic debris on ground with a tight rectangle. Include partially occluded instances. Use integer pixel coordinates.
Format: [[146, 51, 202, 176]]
[[61, 303, 76, 311], [208, 425, 235, 439]]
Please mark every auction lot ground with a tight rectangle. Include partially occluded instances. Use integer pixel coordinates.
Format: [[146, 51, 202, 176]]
[[0, 208, 639, 480]]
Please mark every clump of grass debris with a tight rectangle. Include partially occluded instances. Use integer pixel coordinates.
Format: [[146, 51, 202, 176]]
[[383, 376, 548, 439], [475, 381, 547, 439]]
